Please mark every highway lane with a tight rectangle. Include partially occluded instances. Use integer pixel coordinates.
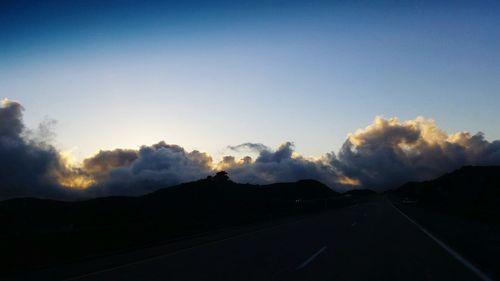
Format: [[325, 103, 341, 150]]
[[57, 197, 487, 281]]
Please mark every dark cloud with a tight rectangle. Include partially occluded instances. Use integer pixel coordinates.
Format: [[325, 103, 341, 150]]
[[0, 100, 72, 200], [221, 142, 348, 189], [0, 99, 24, 141], [2, 100, 500, 200], [227, 142, 269, 153], [83, 141, 213, 196], [78, 117, 500, 194], [82, 149, 138, 174], [330, 117, 500, 190]]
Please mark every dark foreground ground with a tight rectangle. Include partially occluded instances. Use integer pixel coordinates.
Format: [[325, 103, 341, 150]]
[[0, 178, 343, 276], [9, 196, 494, 281]]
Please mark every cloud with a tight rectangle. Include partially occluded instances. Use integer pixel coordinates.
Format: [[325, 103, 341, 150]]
[[330, 116, 500, 190], [0, 99, 24, 140], [219, 142, 350, 190], [83, 141, 214, 196], [0, 99, 74, 199], [82, 149, 138, 174], [227, 143, 269, 153], [2, 100, 500, 200], [80, 141, 353, 196]]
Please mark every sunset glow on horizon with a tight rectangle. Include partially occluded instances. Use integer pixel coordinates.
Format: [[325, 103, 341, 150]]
[[1, 0, 500, 199]]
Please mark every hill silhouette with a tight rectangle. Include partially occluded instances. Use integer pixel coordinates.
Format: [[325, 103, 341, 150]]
[[4, 167, 499, 276], [392, 166, 500, 203], [389, 166, 500, 279], [0, 173, 343, 274], [391, 166, 500, 223]]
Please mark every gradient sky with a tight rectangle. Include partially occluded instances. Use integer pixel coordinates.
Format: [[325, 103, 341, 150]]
[[1, 0, 499, 161]]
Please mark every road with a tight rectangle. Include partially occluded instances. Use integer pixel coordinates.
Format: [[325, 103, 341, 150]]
[[28, 197, 492, 281]]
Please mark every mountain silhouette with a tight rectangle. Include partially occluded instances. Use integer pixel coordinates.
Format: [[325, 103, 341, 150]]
[[392, 166, 500, 205], [0, 173, 342, 274], [390, 166, 500, 224]]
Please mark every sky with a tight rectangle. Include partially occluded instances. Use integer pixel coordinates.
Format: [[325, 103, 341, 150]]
[[1, 0, 499, 161], [1, 0, 500, 199]]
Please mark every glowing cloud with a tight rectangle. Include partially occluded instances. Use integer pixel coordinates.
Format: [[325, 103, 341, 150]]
[[332, 116, 500, 190], [1, 101, 500, 200]]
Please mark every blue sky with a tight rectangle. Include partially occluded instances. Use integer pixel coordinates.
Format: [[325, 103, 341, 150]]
[[1, 0, 499, 161]]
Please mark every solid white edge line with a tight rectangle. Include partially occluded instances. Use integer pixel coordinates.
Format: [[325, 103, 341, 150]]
[[296, 246, 327, 270], [390, 202, 494, 281]]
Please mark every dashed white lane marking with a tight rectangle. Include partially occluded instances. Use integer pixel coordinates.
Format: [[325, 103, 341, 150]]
[[296, 246, 327, 270], [390, 202, 493, 281]]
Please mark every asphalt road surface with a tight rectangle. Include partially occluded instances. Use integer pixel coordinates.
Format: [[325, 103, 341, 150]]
[[30, 197, 493, 281]]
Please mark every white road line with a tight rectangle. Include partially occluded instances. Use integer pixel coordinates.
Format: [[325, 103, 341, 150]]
[[390, 202, 494, 281], [296, 246, 327, 270]]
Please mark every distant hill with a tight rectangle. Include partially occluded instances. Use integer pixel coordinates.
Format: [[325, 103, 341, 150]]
[[389, 167, 500, 280], [0, 174, 342, 274], [390, 166, 500, 223], [0, 176, 339, 232], [391, 166, 500, 205]]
